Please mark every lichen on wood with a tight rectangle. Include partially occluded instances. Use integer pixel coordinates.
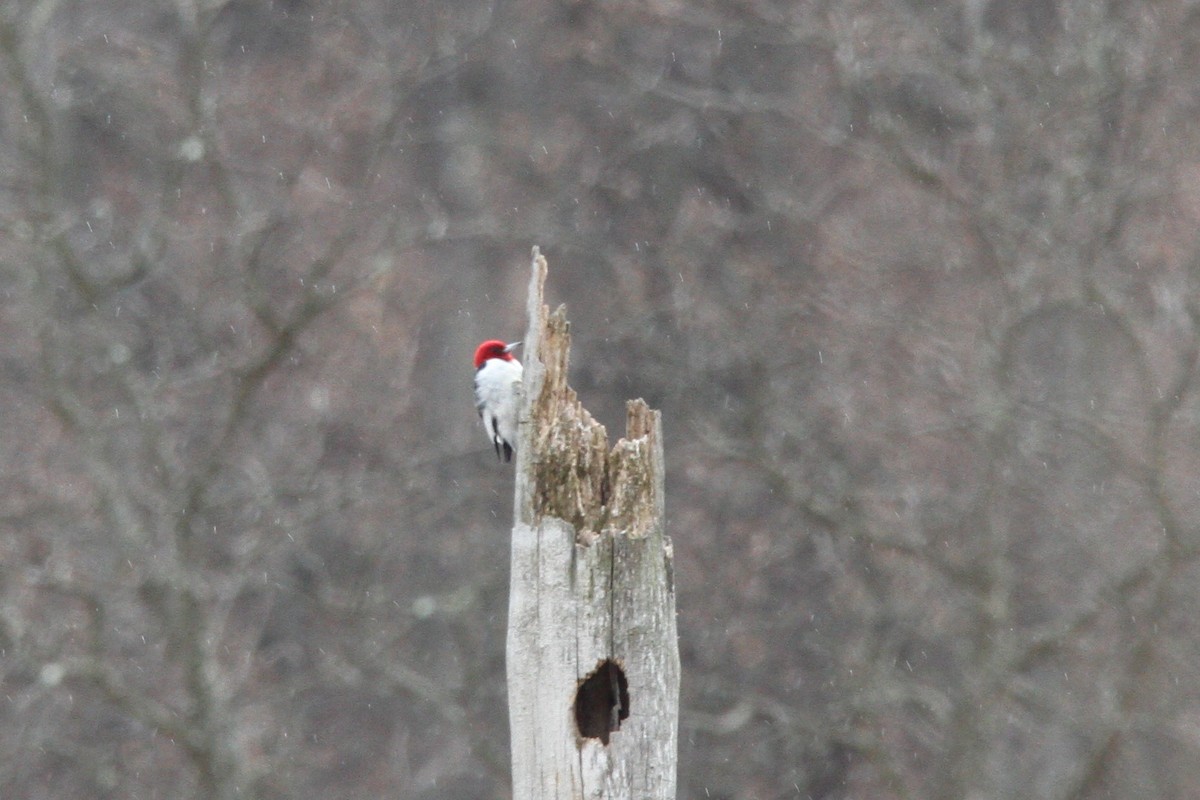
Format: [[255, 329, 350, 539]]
[[520, 255, 661, 543]]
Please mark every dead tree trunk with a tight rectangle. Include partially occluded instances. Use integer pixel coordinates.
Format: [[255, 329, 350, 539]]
[[507, 247, 680, 799]]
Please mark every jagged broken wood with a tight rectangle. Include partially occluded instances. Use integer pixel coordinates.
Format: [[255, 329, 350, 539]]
[[507, 247, 680, 799]]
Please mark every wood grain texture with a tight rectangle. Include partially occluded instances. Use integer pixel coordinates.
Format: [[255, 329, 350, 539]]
[[508, 247, 680, 799]]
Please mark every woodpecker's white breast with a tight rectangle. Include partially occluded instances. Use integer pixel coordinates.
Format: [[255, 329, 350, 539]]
[[474, 357, 523, 459]]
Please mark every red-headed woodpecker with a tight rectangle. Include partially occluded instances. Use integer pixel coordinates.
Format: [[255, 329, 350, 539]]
[[473, 340, 522, 462]]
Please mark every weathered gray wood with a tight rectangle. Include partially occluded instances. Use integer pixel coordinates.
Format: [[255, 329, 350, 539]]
[[508, 247, 680, 800]]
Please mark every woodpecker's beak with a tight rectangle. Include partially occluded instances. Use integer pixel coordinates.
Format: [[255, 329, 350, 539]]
[[504, 341, 522, 353]]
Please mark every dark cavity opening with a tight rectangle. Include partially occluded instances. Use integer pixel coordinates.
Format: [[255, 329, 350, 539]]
[[574, 659, 630, 745]]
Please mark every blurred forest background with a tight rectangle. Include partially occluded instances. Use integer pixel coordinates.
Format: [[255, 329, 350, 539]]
[[3, 0, 1200, 798]]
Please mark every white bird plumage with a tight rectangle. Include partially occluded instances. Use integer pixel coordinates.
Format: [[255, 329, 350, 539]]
[[473, 340, 523, 462]]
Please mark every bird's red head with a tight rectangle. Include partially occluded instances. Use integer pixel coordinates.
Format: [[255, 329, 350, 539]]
[[474, 339, 520, 369]]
